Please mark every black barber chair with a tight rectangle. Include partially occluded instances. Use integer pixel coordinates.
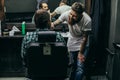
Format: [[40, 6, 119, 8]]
[[25, 31, 69, 80]]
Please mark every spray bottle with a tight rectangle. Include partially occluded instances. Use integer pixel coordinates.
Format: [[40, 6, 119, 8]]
[[21, 21, 26, 35]]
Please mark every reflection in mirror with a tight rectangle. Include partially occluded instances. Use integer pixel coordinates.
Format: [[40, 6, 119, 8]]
[[4, 0, 37, 23], [3, 0, 91, 23]]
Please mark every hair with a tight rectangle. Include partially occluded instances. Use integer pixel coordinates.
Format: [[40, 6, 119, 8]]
[[71, 2, 85, 14], [34, 9, 50, 29], [39, 3, 42, 9], [60, 0, 67, 4]]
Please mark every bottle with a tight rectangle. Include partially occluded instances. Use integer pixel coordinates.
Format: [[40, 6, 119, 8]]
[[21, 21, 26, 35]]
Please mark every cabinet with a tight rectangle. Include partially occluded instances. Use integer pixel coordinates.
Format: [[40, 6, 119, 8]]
[[106, 43, 120, 80]]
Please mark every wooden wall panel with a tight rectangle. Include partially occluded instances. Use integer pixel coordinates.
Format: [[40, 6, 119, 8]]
[[0, 0, 5, 20]]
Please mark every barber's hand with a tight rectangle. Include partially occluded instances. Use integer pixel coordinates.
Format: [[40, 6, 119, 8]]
[[51, 22, 55, 29], [78, 52, 85, 63]]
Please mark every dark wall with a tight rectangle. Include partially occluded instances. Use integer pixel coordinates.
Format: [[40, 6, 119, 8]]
[[5, 0, 37, 13], [48, 0, 61, 12], [0, 36, 25, 77], [89, 0, 111, 75]]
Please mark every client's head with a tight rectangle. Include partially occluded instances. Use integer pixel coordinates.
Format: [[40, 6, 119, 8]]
[[34, 9, 51, 29]]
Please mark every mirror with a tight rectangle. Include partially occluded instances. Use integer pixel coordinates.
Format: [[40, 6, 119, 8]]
[[4, 0, 37, 23], [3, 0, 90, 23]]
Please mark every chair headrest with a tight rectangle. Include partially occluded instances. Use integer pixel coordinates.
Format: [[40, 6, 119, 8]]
[[37, 31, 57, 43]]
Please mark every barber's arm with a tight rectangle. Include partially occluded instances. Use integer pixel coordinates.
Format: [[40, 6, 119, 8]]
[[51, 10, 67, 29], [51, 19, 62, 29], [50, 11, 57, 18], [78, 32, 88, 63], [78, 19, 92, 62]]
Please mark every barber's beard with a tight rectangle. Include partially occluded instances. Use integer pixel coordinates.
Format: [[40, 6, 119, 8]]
[[68, 17, 75, 25], [68, 16, 81, 26]]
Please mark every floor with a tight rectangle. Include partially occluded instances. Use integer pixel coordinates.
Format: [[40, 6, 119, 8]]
[[0, 76, 108, 80], [0, 77, 26, 80], [90, 76, 108, 80], [0, 77, 70, 80]]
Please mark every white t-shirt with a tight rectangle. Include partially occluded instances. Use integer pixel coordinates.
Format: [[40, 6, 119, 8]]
[[54, 5, 71, 15], [58, 10, 92, 51]]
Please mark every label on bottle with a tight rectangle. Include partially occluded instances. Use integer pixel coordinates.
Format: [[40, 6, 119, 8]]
[[43, 44, 51, 55]]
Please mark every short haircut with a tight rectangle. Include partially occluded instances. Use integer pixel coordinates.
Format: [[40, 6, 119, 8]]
[[34, 9, 50, 29], [71, 2, 85, 14]]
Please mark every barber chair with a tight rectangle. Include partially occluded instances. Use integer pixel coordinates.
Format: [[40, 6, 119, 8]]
[[24, 31, 69, 80]]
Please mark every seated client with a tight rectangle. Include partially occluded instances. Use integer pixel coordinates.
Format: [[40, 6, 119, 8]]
[[21, 9, 65, 68]]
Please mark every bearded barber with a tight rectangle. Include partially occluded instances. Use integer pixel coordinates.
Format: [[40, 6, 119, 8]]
[[51, 2, 92, 80]]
